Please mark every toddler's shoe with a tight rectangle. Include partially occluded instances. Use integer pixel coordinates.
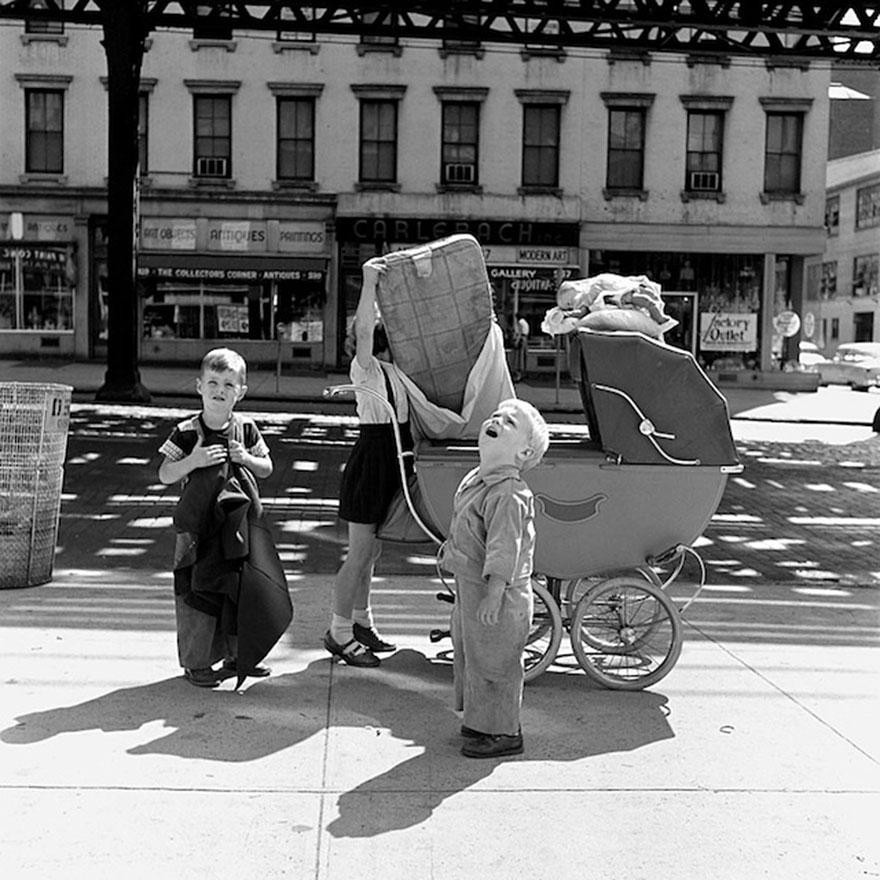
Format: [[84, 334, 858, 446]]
[[323, 630, 380, 668], [184, 667, 219, 688], [461, 732, 524, 759], [352, 622, 397, 653], [220, 659, 271, 679]]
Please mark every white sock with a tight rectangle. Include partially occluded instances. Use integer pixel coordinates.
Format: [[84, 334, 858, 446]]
[[352, 607, 374, 629], [331, 614, 352, 643]]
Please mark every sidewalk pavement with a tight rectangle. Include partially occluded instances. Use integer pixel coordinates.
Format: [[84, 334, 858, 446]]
[[1, 360, 879, 879]]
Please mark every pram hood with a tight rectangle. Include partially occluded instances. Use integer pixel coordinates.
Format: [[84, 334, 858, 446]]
[[569, 328, 740, 467]]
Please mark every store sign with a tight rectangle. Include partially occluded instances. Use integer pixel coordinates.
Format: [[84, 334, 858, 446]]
[[140, 218, 197, 251], [138, 265, 324, 282], [488, 265, 574, 294], [482, 245, 576, 265], [338, 216, 579, 247], [278, 221, 327, 254], [0, 215, 72, 241], [207, 221, 268, 252], [700, 312, 758, 352], [773, 310, 801, 338]]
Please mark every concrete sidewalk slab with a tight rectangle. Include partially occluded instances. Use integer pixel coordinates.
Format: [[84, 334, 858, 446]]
[[1, 568, 878, 880]]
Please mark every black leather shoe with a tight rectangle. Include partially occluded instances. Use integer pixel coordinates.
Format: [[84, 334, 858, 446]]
[[221, 660, 271, 679], [460, 725, 485, 739], [184, 667, 220, 688], [352, 622, 397, 653], [461, 733, 524, 759], [323, 630, 380, 668]]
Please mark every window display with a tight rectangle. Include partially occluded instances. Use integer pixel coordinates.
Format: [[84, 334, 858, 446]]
[[0, 244, 74, 331]]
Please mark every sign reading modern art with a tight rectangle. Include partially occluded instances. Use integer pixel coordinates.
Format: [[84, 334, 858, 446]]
[[699, 312, 758, 352]]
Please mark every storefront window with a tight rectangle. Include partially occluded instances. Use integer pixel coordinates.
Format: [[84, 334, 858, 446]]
[[0, 244, 74, 331], [587, 250, 763, 370], [142, 281, 272, 340]]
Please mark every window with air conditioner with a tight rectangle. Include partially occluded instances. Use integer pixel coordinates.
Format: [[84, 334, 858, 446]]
[[193, 95, 231, 178], [685, 111, 722, 193], [441, 101, 479, 186]]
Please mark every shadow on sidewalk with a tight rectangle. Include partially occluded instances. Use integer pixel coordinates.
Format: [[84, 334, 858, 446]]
[[1, 650, 673, 838]]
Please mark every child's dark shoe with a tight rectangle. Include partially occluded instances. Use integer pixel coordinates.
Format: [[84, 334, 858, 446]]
[[323, 630, 380, 667], [460, 725, 486, 739], [184, 667, 220, 688], [220, 660, 271, 679], [461, 733, 524, 758], [352, 622, 397, 653]]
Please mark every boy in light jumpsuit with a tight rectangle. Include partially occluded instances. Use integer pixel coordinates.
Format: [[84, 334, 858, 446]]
[[440, 398, 549, 758]]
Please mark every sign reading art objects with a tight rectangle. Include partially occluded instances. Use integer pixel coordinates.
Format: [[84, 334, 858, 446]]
[[700, 312, 758, 352]]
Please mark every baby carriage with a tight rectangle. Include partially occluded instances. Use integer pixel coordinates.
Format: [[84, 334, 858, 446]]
[[328, 327, 742, 691]]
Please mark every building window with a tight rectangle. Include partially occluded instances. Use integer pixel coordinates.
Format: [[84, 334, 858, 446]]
[[763, 112, 803, 194], [360, 10, 399, 49], [359, 100, 397, 184], [277, 97, 315, 181], [193, 95, 231, 178], [853, 254, 880, 298], [855, 183, 880, 230], [137, 92, 149, 175], [854, 311, 875, 342], [441, 102, 479, 186], [25, 89, 64, 174], [825, 195, 840, 235], [442, 13, 482, 53], [607, 108, 645, 190], [821, 261, 837, 299], [522, 104, 560, 188], [685, 111, 723, 193], [193, 8, 232, 40], [277, 4, 316, 42], [24, 0, 64, 34]]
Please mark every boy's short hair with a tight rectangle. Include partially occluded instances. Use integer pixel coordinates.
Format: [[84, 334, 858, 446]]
[[504, 398, 549, 471], [201, 347, 247, 384]]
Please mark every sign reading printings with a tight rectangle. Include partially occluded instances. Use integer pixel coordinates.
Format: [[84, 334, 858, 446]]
[[207, 221, 268, 252], [700, 312, 758, 352], [140, 219, 197, 251], [277, 222, 327, 254]]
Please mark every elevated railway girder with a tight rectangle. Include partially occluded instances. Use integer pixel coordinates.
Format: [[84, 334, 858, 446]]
[[1, 1, 878, 64]]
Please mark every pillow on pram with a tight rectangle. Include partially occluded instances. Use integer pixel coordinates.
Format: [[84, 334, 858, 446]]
[[577, 309, 664, 339]]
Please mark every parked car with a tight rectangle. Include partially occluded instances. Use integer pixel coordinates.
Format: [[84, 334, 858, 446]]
[[797, 341, 825, 369], [813, 342, 880, 391]]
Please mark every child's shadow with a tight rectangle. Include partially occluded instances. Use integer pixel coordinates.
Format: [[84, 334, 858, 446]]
[[1, 651, 674, 839], [322, 651, 675, 838]]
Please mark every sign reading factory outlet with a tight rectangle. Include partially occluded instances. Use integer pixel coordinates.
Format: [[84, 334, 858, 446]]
[[700, 312, 758, 352]]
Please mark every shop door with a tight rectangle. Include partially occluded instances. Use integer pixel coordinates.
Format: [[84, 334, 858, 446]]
[[854, 311, 874, 342], [661, 291, 697, 355]]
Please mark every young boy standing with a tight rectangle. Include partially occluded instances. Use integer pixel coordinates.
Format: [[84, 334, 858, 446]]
[[440, 398, 550, 758], [158, 348, 277, 688]]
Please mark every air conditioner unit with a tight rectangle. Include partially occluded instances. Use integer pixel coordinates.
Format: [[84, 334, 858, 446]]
[[196, 156, 228, 177], [444, 163, 475, 184], [689, 171, 719, 191]]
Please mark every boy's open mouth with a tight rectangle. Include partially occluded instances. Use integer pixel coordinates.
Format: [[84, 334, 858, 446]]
[[485, 424, 499, 438]]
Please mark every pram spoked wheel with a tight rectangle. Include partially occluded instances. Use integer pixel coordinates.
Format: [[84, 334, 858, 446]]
[[524, 576, 563, 682], [569, 576, 682, 690]]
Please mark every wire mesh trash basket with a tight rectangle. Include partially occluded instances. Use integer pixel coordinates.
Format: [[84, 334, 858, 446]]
[[0, 383, 73, 588]]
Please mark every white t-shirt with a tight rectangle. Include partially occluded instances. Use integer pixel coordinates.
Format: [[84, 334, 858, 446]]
[[349, 357, 409, 424]]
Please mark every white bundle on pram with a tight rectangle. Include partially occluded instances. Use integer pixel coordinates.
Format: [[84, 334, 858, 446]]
[[542, 273, 678, 339]]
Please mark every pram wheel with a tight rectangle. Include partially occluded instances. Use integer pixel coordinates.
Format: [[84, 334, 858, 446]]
[[524, 577, 563, 683], [569, 576, 682, 690], [562, 567, 662, 618]]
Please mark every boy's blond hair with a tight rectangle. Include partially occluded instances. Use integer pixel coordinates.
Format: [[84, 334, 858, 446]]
[[201, 347, 247, 384], [502, 398, 549, 471]]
